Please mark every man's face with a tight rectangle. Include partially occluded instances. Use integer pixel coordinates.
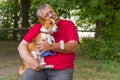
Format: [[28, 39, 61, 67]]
[[40, 6, 57, 19]]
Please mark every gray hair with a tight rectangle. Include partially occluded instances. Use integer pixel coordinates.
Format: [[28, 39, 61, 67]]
[[36, 4, 53, 17]]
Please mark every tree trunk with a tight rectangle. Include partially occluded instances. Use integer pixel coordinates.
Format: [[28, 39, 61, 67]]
[[12, 0, 19, 41], [20, 0, 31, 39], [95, 20, 105, 38]]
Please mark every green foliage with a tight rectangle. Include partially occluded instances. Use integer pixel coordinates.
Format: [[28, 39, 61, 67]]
[[0, 0, 21, 40], [0, 31, 12, 40], [0, 0, 81, 40], [0, 0, 120, 40], [73, 0, 120, 39], [0, 0, 21, 27], [80, 37, 120, 61]]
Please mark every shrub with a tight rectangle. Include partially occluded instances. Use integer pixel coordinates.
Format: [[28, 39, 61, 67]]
[[79, 37, 120, 61]]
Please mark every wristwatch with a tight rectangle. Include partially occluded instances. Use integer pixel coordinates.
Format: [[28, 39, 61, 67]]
[[59, 40, 65, 50]]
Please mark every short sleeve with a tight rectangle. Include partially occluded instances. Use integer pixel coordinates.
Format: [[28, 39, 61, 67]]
[[23, 24, 42, 42], [65, 21, 79, 42]]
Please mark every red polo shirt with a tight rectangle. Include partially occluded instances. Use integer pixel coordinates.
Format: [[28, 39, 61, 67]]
[[23, 19, 79, 70]]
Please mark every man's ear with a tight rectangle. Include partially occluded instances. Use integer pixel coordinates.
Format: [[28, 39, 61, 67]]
[[54, 17, 60, 24], [38, 17, 45, 24]]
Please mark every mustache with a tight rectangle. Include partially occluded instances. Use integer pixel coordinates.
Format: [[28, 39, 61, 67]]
[[51, 16, 57, 19]]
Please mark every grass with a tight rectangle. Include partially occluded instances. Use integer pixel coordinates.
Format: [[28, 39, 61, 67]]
[[0, 73, 21, 80], [0, 41, 120, 80], [0, 60, 20, 68], [74, 56, 120, 80]]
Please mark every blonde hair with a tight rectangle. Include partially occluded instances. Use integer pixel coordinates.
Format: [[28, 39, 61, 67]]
[[36, 4, 53, 17]]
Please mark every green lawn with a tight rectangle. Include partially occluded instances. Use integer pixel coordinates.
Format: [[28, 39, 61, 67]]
[[74, 56, 120, 80], [0, 41, 120, 80]]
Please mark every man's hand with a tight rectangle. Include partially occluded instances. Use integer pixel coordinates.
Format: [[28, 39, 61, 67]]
[[36, 39, 51, 54], [28, 59, 44, 71]]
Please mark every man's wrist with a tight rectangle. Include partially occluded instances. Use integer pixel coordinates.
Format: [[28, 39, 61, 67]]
[[51, 40, 65, 51], [51, 42, 59, 50]]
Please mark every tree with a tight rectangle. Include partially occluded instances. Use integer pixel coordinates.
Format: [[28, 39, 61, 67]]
[[74, 0, 120, 40], [12, 0, 20, 41], [77, 0, 120, 61], [20, 0, 31, 39], [1, 0, 120, 41]]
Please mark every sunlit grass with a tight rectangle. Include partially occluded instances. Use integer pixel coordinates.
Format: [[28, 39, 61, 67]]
[[73, 55, 120, 80], [0, 73, 21, 80], [0, 60, 21, 68]]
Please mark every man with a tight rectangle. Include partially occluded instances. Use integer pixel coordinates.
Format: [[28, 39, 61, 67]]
[[18, 4, 79, 80]]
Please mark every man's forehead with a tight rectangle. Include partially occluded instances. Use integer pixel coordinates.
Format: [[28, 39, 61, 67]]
[[41, 7, 53, 13]]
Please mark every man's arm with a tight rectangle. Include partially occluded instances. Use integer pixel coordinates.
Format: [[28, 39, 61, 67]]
[[52, 40, 78, 53], [18, 40, 43, 71], [39, 40, 78, 53]]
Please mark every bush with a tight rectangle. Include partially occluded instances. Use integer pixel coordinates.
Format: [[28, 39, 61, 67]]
[[79, 37, 120, 61]]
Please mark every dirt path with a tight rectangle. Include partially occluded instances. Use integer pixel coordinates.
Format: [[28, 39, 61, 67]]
[[0, 64, 21, 77], [0, 53, 22, 77]]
